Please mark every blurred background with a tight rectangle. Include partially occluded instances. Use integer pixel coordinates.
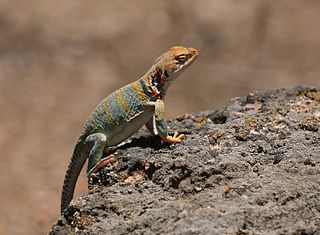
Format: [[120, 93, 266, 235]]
[[0, 0, 319, 234]]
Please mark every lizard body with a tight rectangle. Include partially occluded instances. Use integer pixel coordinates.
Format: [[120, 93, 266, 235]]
[[60, 46, 198, 214]]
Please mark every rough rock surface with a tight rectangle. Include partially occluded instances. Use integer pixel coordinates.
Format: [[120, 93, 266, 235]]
[[50, 87, 320, 235]]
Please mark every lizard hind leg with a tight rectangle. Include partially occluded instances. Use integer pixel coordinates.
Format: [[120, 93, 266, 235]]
[[85, 133, 108, 176]]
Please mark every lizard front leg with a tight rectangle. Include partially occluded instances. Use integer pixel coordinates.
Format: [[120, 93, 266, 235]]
[[154, 99, 185, 143], [145, 116, 157, 136]]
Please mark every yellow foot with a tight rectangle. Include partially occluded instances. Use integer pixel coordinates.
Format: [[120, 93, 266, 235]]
[[164, 132, 185, 143]]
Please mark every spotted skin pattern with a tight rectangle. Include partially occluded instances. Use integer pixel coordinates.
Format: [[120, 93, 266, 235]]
[[60, 46, 199, 214]]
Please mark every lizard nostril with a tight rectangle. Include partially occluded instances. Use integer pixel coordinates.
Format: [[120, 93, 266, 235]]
[[190, 48, 199, 55], [190, 48, 199, 56]]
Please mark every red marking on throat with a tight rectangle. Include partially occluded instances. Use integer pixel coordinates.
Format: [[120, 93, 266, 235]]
[[151, 86, 162, 99], [147, 76, 162, 99]]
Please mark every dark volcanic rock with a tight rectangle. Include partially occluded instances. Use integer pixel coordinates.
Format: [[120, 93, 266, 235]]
[[50, 87, 320, 235]]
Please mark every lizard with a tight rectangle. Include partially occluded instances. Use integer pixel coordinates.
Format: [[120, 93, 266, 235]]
[[60, 45, 199, 214]]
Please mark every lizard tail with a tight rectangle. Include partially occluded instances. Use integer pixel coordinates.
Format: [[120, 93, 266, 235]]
[[60, 134, 87, 214]]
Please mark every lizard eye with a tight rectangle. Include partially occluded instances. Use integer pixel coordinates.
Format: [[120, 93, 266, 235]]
[[176, 55, 187, 63]]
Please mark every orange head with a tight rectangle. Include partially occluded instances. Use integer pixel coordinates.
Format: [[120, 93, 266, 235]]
[[154, 46, 198, 77], [147, 46, 199, 96]]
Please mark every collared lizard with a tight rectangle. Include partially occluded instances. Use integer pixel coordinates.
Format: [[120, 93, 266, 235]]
[[60, 46, 199, 214]]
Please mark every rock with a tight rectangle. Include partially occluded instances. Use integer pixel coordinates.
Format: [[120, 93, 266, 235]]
[[49, 87, 320, 235]]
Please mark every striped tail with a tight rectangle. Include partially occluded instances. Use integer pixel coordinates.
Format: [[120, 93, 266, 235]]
[[60, 134, 87, 214]]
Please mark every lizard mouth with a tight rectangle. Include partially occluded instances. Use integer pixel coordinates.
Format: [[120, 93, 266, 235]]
[[171, 56, 197, 79]]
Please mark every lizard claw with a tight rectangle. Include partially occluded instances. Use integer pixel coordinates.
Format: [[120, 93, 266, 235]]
[[164, 132, 185, 143], [173, 132, 179, 138]]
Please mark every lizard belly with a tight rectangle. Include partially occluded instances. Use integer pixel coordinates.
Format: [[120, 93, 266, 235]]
[[106, 109, 154, 147]]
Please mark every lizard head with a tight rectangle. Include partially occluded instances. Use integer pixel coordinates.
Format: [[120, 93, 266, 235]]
[[148, 46, 199, 96], [155, 46, 199, 78]]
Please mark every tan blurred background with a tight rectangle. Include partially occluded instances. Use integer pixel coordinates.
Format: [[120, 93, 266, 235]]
[[0, 0, 319, 234]]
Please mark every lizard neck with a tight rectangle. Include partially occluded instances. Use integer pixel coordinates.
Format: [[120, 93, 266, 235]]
[[143, 65, 170, 99]]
